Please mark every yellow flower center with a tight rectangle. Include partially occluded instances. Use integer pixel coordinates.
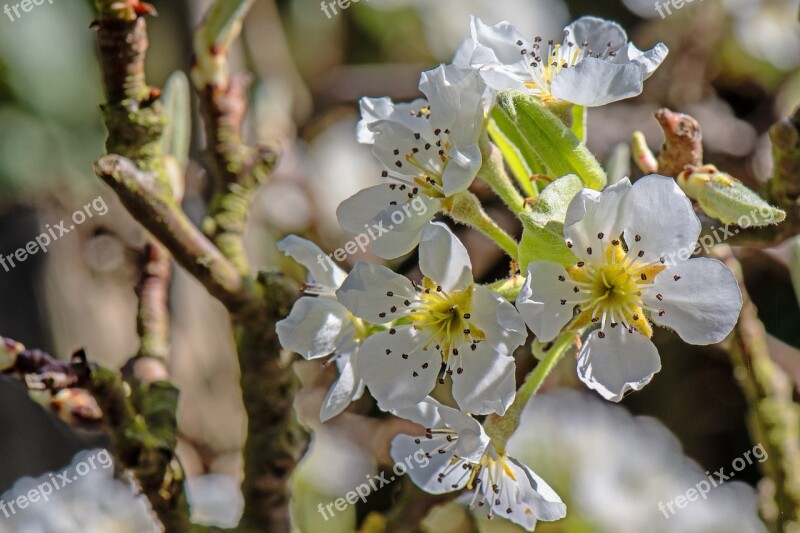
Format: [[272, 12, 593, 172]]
[[568, 243, 664, 337], [408, 278, 485, 361]]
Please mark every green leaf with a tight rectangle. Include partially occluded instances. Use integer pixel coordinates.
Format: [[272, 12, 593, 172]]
[[487, 118, 538, 198], [495, 90, 606, 190], [160, 71, 191, 170], [519, 174, 584, 270], [202, 0, 254, 49], [571, 104, 587, 143], [679, 165, 786, 227]]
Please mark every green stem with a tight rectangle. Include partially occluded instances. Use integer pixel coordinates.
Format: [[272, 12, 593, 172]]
[[478, 131, 529, 217], [446, 191, 519, 259], [484, 331, 576, 450]]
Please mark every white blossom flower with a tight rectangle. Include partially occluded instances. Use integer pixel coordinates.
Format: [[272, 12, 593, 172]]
[[337, 222, 526, 414], [338, 64, 487, 259], [275, 236, 368, 421], [185, 474, 243, 529], [0, 450, 158, 533], [508, 388, 766, 532], [515, 175, 742, 401], [455, 15, 668, 107], [391, 398, 566, 528]]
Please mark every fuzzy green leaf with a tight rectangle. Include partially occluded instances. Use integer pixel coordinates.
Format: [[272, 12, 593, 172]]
[[495, 90, 606, 190], [519, 174, 583, 270], [487, 117, 538, 198]]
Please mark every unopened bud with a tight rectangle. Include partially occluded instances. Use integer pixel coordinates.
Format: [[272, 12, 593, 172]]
[[677, 164, 786, 227]]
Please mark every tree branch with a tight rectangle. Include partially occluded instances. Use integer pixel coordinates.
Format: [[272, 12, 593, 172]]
[[193, 0, 278, 273], [2, 338, 191, 531], [190, 2, 307, 529], [136, 242, 172, 360], [719, 251, 800, 530], [94, 155, 248, 311]]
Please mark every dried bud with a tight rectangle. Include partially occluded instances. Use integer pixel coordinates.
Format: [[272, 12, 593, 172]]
[[0, 338, 24, 371], [51, 389, 103, 425]]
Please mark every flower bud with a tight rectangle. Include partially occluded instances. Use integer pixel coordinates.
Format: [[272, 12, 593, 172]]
[[677, 165, 786, 227]]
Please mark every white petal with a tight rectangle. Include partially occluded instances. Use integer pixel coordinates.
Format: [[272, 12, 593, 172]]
[[564, 178, 631, 264], [372, 120, 433, 179], [336, 262, 415, 323], [620, 175, 701, 264], [613, 42, 669, 78], [452, 36, 476, 68], [470, 285, 527, 351], [563, 17, 628, 57], [437, 405, 491, 462], [419, 222, 473, 291], [452, 344, 516, 415], [276, 297, 351, 360], [357, 97, 391, 144], [419, 64, 484, 138], [370, 199, 442, 260], [420, 66, 485, 154], [515, 262, 579, 342], [508, 458, 567, 522], [357, 327, 439, 410], [469, 16, 529, 69], [391, 397, 445, 428], [277, 235, 346, 289], [440, 143, 482, 196], [390, 434, 470, 494], [475, 64, 529, 93], [337, 185, 441, 260], [643, 257, 742, 345], [320, 350, 362, 422], [337, 183, 396, 233], [357, 96, 430, 144], [551, 58, 650, 107], [368, 221, 430, 260], [467, 16, 531, 93], [576, 327, 661, 402]]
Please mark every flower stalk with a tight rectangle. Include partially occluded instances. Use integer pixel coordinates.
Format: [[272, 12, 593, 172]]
[[478, 131, 529, 217], [446, 190, 520, 258], [484, 331, 576, 450]]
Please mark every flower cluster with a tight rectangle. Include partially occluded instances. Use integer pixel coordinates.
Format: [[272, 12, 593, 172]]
[[276, 14, 747, 530]]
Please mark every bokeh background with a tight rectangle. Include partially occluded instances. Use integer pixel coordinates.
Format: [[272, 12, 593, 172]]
[[0, 0, 799, 531]]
